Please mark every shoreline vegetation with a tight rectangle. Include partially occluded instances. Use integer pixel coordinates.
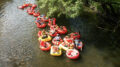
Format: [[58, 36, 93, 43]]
[[37, 0, 120, 33]]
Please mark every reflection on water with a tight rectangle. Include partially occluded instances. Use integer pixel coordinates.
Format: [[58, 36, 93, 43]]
[[0, 0, 119, 67]]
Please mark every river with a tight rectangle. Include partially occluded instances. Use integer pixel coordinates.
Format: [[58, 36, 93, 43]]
[[0, 0, 119, 67]]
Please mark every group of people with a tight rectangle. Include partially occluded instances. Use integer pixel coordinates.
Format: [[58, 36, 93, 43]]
[[19, 3, 83, 51], [19, 3, 83, 59], [64, 35, 82, 50]]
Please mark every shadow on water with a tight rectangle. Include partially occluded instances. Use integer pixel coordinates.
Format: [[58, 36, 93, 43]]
[[68, 11, 120, 67], [55, 10, 120, 67]]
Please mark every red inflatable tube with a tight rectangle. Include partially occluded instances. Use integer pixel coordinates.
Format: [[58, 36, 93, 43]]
[[41, 17, 48, 22], [30, 7, 35, 10], [33, 12, 40, 17], [48, 18, 56, 27], [63, 36, 74, 44], [23, 4, 29, 7], [56, 26, 67, 34], [31, 4, 37, 10], [39, 41, 51, 51], [70, 32, 80, 39], [38, 31, 42, 37], [66, 49, 80, 59], [28, 10, 35, 15], [36, 17, 41, 21], [50, 25, 58, 30], [32, 4, 37, 8], [52, 37, 63, 45], [36, 22, 46, 28], [48, 22, 56, 27], [63, 36, 75, 49], [36, 15, 48, 22], [18, 4, 29, 9], [18, 6, 24, 9], [49, 29, 58, 37], [27, 8, 35, 15]]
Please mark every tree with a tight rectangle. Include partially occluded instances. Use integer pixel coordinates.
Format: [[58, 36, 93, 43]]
[[37, 0, 83, 18], [37, 0, 120, 32]]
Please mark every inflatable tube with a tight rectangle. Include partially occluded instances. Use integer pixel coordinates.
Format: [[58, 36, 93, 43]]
[[18, 4, 30, 9], [18, 6, 24, 9], [50, 46, 62, 56], [37, 31, 42, 37], [49, 29, 58, 37], [36, 15, 48, 22], [56, 26, 67, 34], [30, 7, 35, 10], [33, 12, 40, 17], [23, 4, 29, 7], [70, 32, 80, 39], [48, 18, 56, 23], [63, 36, 74, 44], [36, 22, 46, 28], [63, 36, 75, 49], [32, 4, 37, 8], [38, 35, 51, 42], [50, 25, 58, 30], [41, 17, 48, 22], [36, 17, 41, 21], [48, 18, 56, 27], [27, 8, 35, 15], [59, 42, 70, 51], [66, 49, 79, 59], [39, 41, 51, 51], [52, 36, 63, 45]]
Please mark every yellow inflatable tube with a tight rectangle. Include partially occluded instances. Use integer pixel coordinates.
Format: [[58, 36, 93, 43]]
[[38, 35, 52, 42], [50, 46, 62, 56]]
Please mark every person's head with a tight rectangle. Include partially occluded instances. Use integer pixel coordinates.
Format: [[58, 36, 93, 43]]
[[65, 36, 67, 38], [57, 34, 59, 36], [42, 30, 45, 33], [45, 34, 47, 36]]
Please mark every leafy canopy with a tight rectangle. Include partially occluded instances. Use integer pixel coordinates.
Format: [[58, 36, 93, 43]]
[[38, 0, 83, 18]]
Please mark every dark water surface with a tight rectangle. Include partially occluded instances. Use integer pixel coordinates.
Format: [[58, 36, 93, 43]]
[[0, 0, 119, 67]]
